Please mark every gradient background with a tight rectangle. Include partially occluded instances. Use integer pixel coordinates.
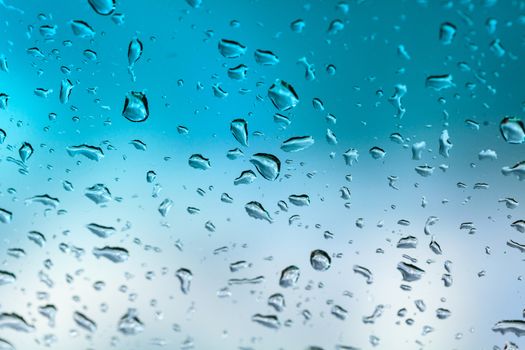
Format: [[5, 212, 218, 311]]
[[0, 0, 524, 349]]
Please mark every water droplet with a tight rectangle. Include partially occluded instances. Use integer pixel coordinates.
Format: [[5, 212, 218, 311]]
[[118, 308, 144, 335], [85, 184, 112, 204], [250, 153, 280, 181], [492, 320, 525, 336], [290, 19, 305, 33], [288, 194, 310, 206], [268, 79, 299, 111], [92, 246, 129, 263], [254, 49, 279, 65], [279, 265, 300, 287], [500, 116, 525, 144], [439, 22, 456, 44], [86, 223, 116, 238], [501, 161, 525, 181], [234, 170, 257, 185], [218, 39, 246, 58], [73, 311, 97, 332], [425, 74, 455, 91], [69, 20, 95, 38], [0, 313, 35, 332], [0, 271, 15, 285], [353, 265, 373, 284], [122, 91, 149, 122], [397, 262, 425, 282], [268, 293, 285, 312], [66, 144, 104, 161], [18, 142, 33, 162], [188, 154, 211, 170], [88, 0, 116, 15], [245, 201, 273, 222], [310, 250, 331, 271], [59, 79, 74, 104], [227, 64, 248, 80], [0, 209, 12, 224], [176, 268, 192, 294], [281, 136, 314, 152], [158, 198, 173, 217], [230, 119, 248, 146], [252, 314, 280, 329]]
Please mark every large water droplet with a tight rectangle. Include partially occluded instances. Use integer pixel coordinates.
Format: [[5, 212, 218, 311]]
[[250, 153, 280, 181], [122, 91, 149, 122], [268, 79, 299, 111]]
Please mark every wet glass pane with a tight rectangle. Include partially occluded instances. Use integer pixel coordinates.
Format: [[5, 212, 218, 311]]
[[0, 0, 524, 349]]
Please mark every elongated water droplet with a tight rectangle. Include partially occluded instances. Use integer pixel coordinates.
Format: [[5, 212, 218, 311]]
[[92, 246, 129, 263], [281, 136, 314, 152], [176, 268, 192, 294], [245, 201, 273, 222], [73, 311, 97, 332], [230, 119, 248, 146], [66, 144, 104, 161]]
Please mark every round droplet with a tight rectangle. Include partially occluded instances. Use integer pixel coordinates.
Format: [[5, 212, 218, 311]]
[[310, 250, 331, 271]]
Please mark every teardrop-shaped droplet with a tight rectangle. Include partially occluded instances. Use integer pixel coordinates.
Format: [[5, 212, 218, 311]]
[[250, 153, 280, 181]]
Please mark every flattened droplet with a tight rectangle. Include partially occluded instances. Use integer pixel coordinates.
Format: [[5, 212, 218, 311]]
[[281, 136, 314, 152], [218, 39, 246, 58], [0, 208, 13, 224], [176, 268, 193, 294], [500, 116, 525, 144], [245, 201, 273, 222], [73, 311, 97, 332], [88, 0, 116, 15], [122, 91, 149, 122], [70, 20, 95, 38], [288, 194, 310, 206], [252, 314, 280, 329], [0, 271, 16, 285], [250, 153, 280, 181], [118, 309, 144, 335], [188, 154, 211, 170], [86, 223, 116, 238], [234, 170, 257, 185], [268, 79, 299, 111], [0, 313, 35, 332], [502, 161, 525, 181], [492, 320, 525, 337], [66, 144, 104, 161], [92, 246, 129, 263], [279, 265, 300, 287], [254, 49, 279, 65], [397, 262, 425, 282], [310, 250, 331, 271], [85, 184, 112, 204], [425, 74, 455, 91]]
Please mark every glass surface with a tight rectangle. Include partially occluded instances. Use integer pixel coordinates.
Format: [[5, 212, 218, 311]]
[[0, 0, 524, 349]]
